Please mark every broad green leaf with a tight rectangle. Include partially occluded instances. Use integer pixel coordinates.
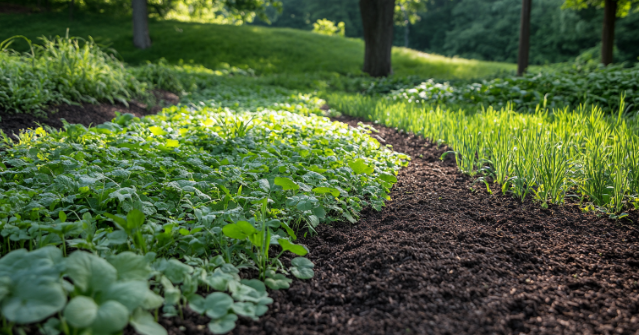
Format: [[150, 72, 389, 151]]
[[165, 139, 179, 147], [348, 158, 374, 175], [312, 187, 340, 197], [290, 257, 314, 279], [239, 279, 266, 294], [140, 290, 164, 310], [208, 313, 237, 334], [2, 278, 67, 324], [278, 239, 308, 256], [222, 221, 256, 240], [265, 273, 291, 290], [162, 259, 194, 284], [204, 292, 234, 319], [130, 309, 167, 335], [107, 252, 151, 282], [274, 177, 299, 191], [188, 295, 206, 314], [148, 126, 167, 136], [65, 251, 117, 294], [100, 281, 149, 312], [126, 209, 145, 229], [58, 211, 67, 223], [379, 173, 398, 183], [63, 296, 98, 329], [90, 301, 129, 335], [231, 302, 256, 318]]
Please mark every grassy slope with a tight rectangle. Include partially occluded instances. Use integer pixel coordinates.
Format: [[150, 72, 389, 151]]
[[0, 12, 515, 79]]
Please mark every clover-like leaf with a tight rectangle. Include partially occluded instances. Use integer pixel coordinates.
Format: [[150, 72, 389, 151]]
[[278, 239, 308, 256], [204, 292, 234, 319], [208, 313, 238, 334], [290, 257, 314, 279], [265, 273, 292, 290], [231, 302, 256, 318], [63, 296, 98, 329]]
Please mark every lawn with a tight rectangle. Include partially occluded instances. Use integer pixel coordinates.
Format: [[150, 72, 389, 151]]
[[0, 12, 515, 79]]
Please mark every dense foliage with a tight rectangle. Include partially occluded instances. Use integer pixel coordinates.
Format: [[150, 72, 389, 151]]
[[256, 0, 639, 65], [329, 94, 639, 217], [0, 93, 405, 333], [390, 63, 639, 112]]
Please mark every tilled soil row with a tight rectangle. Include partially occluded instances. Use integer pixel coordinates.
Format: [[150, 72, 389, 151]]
[[160, 116, 639, 335]]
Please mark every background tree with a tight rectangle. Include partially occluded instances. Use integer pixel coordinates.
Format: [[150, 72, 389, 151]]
[[517, 0, 532, 75], [360, 0, 396, 77], [132, 0, 151, 49], [131, 0, 282, 49], [563, 0, 639, 65]]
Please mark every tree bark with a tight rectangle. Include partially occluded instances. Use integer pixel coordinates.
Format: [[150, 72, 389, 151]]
[[360, 0, 396, 77], [601, 0, 616, 65], [132, 0, 152, 49], [517, 0, 532, 76]]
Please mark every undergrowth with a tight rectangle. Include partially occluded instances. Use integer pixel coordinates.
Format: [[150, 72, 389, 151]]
[[391, 63, 639, 113]]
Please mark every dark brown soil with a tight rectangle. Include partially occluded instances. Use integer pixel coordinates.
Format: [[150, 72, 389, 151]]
[[0, 90, 178, 138], [146, 115, 639, 335]]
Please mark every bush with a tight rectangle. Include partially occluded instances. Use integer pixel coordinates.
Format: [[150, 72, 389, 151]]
[[312, 19, 345, 37], [391, 63, 639, 113], [0, 34, 144, 115]]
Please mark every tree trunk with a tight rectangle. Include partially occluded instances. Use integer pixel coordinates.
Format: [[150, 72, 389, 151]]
[[402, 4, 409, 48], [132, 0, 152, 49], [360, 0, 396, 77], [517, 0, 532, 76], [601, 0, 616, 65], [69, 0, 74, 21]]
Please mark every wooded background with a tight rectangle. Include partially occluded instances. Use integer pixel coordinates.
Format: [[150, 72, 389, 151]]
[[252, 0, 639, 65]]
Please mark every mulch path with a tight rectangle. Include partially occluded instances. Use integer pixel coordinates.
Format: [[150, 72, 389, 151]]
[[156, 115, 639, 335], [0, 90, 179, 138]]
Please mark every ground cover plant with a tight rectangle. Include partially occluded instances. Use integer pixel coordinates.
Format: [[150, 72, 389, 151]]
[[390, 62, 639, 113], [328, 93, 639, 217], [0, 99, 406, 333]]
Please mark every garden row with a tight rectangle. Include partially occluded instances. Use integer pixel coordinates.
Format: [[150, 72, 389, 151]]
[[328, 93, 639, 217], [0, 91, 406, 334]]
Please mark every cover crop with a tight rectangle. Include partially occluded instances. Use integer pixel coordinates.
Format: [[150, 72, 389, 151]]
[[330, 93, 639, 216], [0, 104, 406, 333]]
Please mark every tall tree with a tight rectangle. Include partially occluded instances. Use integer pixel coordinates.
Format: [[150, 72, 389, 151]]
[[563, 0, 639, 65], [132, 0, 151, 49], [360, 0, 396, 77], [517, 0, 532, 75]]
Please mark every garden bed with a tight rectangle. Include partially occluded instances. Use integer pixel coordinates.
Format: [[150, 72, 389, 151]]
[[212, 116, 637, 334]]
